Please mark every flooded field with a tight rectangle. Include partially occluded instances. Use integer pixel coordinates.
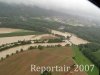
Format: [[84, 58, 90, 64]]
[[0, 42, 67, 58], [0, 29, 89, 58], [0, 28, 21, 33], [52, 30, 88, 45]]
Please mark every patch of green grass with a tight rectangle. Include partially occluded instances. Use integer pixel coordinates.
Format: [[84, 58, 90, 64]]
[[92, 50, 100, 61], [0, 31, 43, 37], [72, 45, 99, 75]]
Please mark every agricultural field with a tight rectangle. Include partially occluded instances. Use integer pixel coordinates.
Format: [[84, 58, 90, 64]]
[[0, 28, 21, 34], [0, 28, 43, 37], [0, 47, 87, 75]]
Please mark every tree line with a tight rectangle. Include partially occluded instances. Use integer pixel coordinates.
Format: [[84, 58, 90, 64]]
[[0, 37, 65, 52], [78, 43, 100, 69]]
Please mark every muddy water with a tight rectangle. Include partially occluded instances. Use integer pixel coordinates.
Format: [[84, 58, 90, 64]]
[[0, 35, 36, 45], [51, 30, 89, 45], [0, 30, 89, 59], [0, 42, 67, 58]]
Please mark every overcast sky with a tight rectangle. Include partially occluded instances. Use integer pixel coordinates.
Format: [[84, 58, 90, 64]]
[[0, 0, 100, 18]]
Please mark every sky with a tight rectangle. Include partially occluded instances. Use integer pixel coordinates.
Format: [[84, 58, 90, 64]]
[[0, 0, 100, 18]]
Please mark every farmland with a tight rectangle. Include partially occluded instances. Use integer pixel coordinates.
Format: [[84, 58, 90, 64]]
[[0, 28, 43, 37], [0, 28, 21, 34], [0, 47, 87, 75]]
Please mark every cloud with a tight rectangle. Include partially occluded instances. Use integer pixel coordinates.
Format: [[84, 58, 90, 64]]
[[0, 0, 100, 17]]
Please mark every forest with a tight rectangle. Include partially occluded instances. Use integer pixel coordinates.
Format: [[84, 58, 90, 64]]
[[78, 43, 100, 70]]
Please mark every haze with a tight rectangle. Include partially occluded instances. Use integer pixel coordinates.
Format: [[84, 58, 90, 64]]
[[0, 0, 100, 18]]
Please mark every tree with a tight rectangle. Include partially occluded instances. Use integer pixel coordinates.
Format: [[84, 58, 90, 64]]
[[28, 46, 36, 50], [6, 54, 9, 58], [20, 48, 24, 52], [78, 43, 100, 69], [0, 57, 4, 61], [11, 53, 14, 56], [66, 36, 70, 40], [56, 44, 62, 47], [16, 50, 19, 54], [38, 45, 44, 50], [72, 57, 75, 59], [41, 70, 52, 75], [65, 44, 70, 47], [48, 38, 63, 43]]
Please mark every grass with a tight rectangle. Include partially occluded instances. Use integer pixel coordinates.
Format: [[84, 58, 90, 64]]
[[0, 30, 43, 37], [72, 45, 99, 75], [92, 50, 100, 61]]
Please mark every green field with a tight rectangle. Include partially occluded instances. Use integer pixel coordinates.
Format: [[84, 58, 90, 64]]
[[0, 30, 43, 37], [72, 46, 99, 75], [93, 50, 100, 61]]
